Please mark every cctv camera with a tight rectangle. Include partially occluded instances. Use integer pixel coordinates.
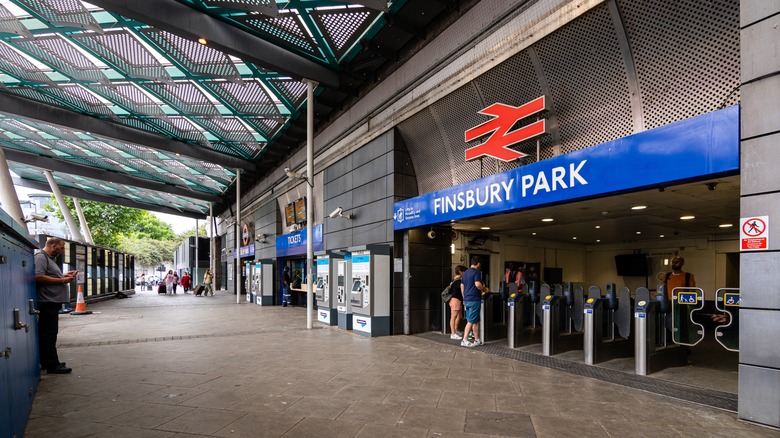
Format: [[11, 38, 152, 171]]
[[328, 207, 343, 219], [284, 167, 290, 174], [706, 182, 717, 191], [27, 212, 49, 222], [427, 230, 436, 239]]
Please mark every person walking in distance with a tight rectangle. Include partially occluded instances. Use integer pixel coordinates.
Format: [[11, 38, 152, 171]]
[[34, 237, 76, 374], [460, 255, 489, 347], [203, 269, 214, 296], [181, 271, 191, 293]]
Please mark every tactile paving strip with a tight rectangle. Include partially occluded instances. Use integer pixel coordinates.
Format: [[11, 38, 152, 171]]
[[417, 332, 738, 412]]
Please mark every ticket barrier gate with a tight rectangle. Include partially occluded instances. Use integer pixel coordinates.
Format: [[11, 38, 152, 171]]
[[583, 284, 633, 365], [507, 281, 544, 348], [634, 287, 687, 375], [480, 291, 507, 343], [671, 286, 705, 346], [542, 282, 584, 356], [714, 288, 740, 352]]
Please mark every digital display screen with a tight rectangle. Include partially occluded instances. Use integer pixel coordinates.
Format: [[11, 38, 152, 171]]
[[352, 280, 362, 292], [294, 197, 306, 224], [284, 203, 295, 227]]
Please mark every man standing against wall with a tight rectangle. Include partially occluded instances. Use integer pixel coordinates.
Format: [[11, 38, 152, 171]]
[[34, 237, 76, 374], [461, 255, 488, 347]]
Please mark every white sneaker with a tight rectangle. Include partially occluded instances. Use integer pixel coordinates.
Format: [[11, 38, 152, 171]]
[[450, 333, 462, 340], [472, 339, 483, 346], [460, 339, 475, 348]]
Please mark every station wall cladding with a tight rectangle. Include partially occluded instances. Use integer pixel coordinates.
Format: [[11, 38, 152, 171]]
[[396, 0, 739, 196]]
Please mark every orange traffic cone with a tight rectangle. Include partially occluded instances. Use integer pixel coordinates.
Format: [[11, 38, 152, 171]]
[[71, 285, 92, 315]]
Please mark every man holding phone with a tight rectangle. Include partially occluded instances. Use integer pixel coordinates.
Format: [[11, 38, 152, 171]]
[[34, 237, 77, 374]]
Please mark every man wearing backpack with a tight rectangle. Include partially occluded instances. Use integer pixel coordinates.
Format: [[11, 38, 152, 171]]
[[663, 256, 695, 299]]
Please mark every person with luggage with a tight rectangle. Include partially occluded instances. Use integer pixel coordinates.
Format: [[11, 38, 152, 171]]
[[203, 269, 214, 296], [181, 271, 191, 293], [165, 270, 175, 295]]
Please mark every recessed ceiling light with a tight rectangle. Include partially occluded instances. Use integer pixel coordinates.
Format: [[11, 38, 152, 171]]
[[532, 232, 537, 235], [636, 231, 641, 234], [572, 237, 577, 240], [197, 37, 208, 45], [631, 205, 647, 210], [596, 239, 601, 242], [480, 226, 491, 230], [719, 223, 733, 228], [660, 234, 665, 238], [542, 218, 554, 222], [680, 215, 695, 220], [595, 225, 601, 229]]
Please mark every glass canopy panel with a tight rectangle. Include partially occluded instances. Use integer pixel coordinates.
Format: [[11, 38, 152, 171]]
[[140, 28, 243, 82], [11, 34, 110, 84], [15, 0, 103, 33]]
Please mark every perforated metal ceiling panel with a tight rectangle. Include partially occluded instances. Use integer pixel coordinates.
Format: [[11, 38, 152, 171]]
[[618, 0, 740, 129], [16, 0, 102, 33]]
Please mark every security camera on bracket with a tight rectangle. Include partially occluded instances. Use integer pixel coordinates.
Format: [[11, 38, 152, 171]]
[[328, 207, 352, 220], [24, 212, 49, 223]]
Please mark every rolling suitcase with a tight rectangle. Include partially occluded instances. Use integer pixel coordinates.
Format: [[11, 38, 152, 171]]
[[193, 285, 204, 296], [158, 283, 166, 294]]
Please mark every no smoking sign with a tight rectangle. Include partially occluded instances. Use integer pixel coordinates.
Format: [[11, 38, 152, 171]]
[[740, 216, 769, 250]]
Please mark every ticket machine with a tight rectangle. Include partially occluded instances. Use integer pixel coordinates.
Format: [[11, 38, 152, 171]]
[[337, 258, 353, 330], [349, 246, 391, 337], [315, 252, 340, 325], [254, 259, 274, 305], [245, 262, 253, 302]]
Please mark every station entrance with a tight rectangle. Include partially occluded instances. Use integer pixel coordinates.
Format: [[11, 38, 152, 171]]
[[432, 175, 741, 395]]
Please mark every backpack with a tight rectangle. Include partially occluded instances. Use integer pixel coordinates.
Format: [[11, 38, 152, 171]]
[[441, 281, 453, 303], [291, 275, 302, 289]]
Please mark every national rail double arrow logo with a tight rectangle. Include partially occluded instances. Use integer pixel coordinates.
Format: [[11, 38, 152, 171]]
[[464, 96, 548, 162]]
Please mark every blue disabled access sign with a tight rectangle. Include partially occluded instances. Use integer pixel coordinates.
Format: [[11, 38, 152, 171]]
[[393, 106, 739, 230], [678, 293, 698, 305], [724, 293, 741, 307]]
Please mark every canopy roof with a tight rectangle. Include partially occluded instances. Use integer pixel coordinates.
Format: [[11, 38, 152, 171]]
[[0, 0, 467, 217]]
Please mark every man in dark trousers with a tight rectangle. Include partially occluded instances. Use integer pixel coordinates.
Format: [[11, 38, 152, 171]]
[[282, 266, 292, 307], [34, 237, 77, 374], [460, 255, 489, 347]]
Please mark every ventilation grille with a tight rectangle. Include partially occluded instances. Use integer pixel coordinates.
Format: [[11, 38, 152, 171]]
[[619, 0, 740, 129]]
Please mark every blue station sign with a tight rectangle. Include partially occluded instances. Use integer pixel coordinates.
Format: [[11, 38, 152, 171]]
[[276, 224, 323, 257], [393, 106, 739, 230]]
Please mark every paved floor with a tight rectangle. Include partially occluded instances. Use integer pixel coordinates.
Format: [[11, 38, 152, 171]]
[[25, 288, 780, 438]]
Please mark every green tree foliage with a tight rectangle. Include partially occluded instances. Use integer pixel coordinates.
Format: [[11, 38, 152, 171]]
[[43, 197, 178, 260], [178, 223, 208, 239], [118, 235, 179, 267]]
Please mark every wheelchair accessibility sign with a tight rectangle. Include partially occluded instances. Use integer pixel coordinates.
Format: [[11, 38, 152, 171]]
[[724, 293, 741, 307], [678, 292, 698, 305]]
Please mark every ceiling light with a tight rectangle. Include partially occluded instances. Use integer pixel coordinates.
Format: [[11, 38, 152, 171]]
[[542, 218, 554, 222], [532, 232, 537, 235], [480, 226, 491, 230], [719, 223, 733, 228], [660, 234, 665, 238], [680, 215, 695, 220], [197, 37, 208, 45], [572, 237, 577, 240], [636, 231, 641, 235], [595, 225, 601, 229], [596, 239, 601, 242], [631, 205, 647, 210]]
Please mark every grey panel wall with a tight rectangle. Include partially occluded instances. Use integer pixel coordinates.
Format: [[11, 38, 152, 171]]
[[324, 128, 417, 335], [253, 201, 280, 261], [399, 0, 740, 196], [738, 0, 780, 428]]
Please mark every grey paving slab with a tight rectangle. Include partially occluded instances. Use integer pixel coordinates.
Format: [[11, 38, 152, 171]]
[[22, 290, 780, 438]]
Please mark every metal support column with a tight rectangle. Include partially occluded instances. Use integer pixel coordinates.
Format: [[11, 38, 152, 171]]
[[195, 219, 199, 285], [0, 147, 25, 229], [235, 169, 241, 304], [403, 230, 410, 335], [43, 169, 83, 242], [209, 202, 215, 286], [73, 198, 94, 245], [303, 79, 317, 329]]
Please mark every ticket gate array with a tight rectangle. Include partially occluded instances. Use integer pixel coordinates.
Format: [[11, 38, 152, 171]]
[[634, 285, 741, 374], [507, 281, 544, 348], [582, 284, 632, 364], [541, 283, 585, 356], [480, 291, 507, 343]]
